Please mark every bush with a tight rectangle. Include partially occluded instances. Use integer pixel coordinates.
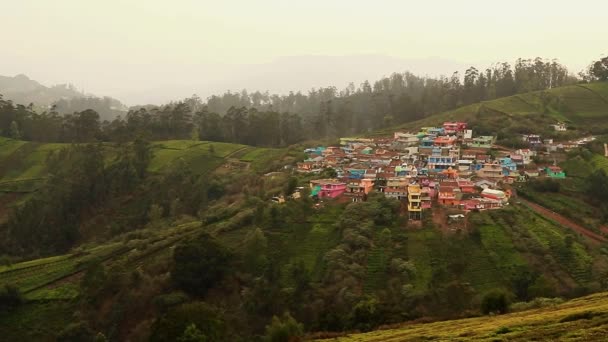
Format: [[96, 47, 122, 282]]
[[529, 179, 560, 193], [263, 312, 304, 342], [481, 289, 510, 315], [172, 233, 232, 296], [495, 326, 511, 335], [559, 311, 598, 323], [150, 302, 227, 342], [0, 284, 23, 309], [56, 322, 96, 342], [510, 297, 564, 312]]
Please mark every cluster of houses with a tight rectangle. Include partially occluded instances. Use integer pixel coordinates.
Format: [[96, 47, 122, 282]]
[[298, 121, 569, 220]]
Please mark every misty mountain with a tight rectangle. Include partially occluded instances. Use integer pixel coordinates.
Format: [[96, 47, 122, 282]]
[[0, 74, 127, 121]]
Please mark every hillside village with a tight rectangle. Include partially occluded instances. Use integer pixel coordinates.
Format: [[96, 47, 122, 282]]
[[296, 121, 589, 221]]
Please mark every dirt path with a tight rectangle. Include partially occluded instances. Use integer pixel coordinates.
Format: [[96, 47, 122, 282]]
[[519, 198, 607, 244]]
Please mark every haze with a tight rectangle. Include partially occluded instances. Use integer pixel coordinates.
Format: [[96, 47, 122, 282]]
[[1, 0, 606, 105]]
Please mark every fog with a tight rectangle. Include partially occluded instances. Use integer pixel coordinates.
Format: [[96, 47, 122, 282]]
[[1, 0, 606, 105]]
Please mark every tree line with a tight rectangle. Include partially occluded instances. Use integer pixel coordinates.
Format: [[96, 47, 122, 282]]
[[2, 56, 606, 147]]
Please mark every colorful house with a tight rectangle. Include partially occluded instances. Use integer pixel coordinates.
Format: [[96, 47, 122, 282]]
[[385, 177, 409, 200], [428, 151, 458, 172], [477, 162, 503, 179], [462, 198, 503, 211], [457, 179, 476, 193], [407, 184, 423, 220], [344, 179, 374, 202], [469, 136, 494, 149], [438, 184, 461, 206], [443, 122, 467, 134], [545, 166, 566, 179], [499, 157, 518, 175], [310, 179, 346, 199]]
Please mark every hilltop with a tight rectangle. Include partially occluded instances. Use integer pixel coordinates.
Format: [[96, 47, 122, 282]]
[[371, 82, 608, 140], [0, 74, 127, 120]]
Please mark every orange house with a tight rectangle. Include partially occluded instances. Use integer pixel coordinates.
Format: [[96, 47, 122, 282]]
[[438, 185, 461, 206]]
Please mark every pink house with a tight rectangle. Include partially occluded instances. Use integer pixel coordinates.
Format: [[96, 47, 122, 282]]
[[310, 179, 347, 198]]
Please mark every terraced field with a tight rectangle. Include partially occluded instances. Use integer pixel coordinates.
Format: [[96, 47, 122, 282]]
[[0, 221, 202, 300], [324, 291, 608, 341]]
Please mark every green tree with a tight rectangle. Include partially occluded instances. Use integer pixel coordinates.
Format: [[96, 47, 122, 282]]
[[9, 120, 21, 139], [80, 259, 107, 300], [151, 302, 227, 342], [0, 284, 23, 309], [148, 203, 164, 223], [589, 56, 608, 81], [132, 135, 152, 179], [350, 296, 381, 332], [243, 227, 268, 274], [263, 312, 304, 342], [178, 324, 207, 342], [481, 289, 510, 314], [172, 233, 232, 296], [284, 177, 298, 196]]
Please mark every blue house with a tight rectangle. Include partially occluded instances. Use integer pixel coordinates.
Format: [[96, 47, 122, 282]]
[[347, 169, 366, 179], [499, 157, 518, 176]]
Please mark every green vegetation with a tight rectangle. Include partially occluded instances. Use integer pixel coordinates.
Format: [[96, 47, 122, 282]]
[[327, 291, 608, 341], [372, 82, 608, 138]]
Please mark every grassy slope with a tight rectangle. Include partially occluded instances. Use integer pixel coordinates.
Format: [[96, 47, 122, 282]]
[[328, 291, 608, 341], [370, 82, 608, 136]]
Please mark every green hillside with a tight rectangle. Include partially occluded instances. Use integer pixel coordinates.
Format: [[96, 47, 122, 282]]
[[371, 82, 608, 138], [325, 291, 608, 341], [0, 137, 288, 221]]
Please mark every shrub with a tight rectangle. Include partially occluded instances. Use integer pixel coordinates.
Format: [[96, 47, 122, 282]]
[[559, 311, 599, 323], [495, 326, 511, 335], [263, 312, 304, 342], [56, 321, 96, 342], [0, 284, 23, 309], [481, 289, 510, 315], [150, 302, 227, 342], [172, 233, 232, 296]]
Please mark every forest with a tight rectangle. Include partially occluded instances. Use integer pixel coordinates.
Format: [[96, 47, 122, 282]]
[[3, 57, 606, 147]]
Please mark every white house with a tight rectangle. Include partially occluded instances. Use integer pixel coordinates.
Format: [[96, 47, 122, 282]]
[[551, 122, 567, 131]]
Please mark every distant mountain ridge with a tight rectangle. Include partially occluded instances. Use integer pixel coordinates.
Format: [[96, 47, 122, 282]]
[[0, 74, 127, 121], [0, 74, 83, 106]]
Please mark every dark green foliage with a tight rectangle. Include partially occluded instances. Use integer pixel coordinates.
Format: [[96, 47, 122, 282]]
[[0, 284, 23, 309], [529, 179, 561, 193], [172, 233, 233, 296], [350, 297, 381, 332], [4, 140, 153, 255], [284, 177, 298, 196], [481, 289, 510, 315], [587, 56, 608, 82], [263, 312, 303, 342], [587, 169, 608, 202], [56, 321, 96, 342], [559, 310, 599, 323], [150, 302, 227, 342], [80, 259, 107, 300], [495, 326, 511, 335], [178, 324, 207, 342]]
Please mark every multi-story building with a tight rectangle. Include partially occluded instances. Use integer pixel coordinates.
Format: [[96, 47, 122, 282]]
[[443, 122, 467, 134], [385, 177, 409, 200], [477, 162, 504, 179], [310, 179, 347, 198], [407, 183, 422, 220]]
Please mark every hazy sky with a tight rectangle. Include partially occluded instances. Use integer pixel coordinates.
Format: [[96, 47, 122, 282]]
[[1, 0, 607, 105]]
